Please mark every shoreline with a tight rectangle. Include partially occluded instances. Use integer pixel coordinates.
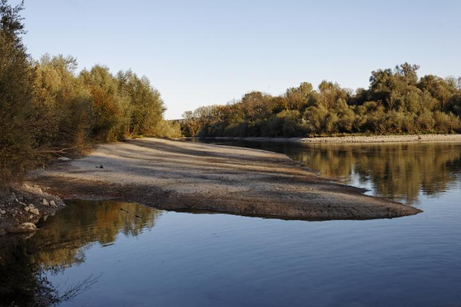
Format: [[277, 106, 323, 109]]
[[196, 134, 461, 144], [27, 138, 420, 221]]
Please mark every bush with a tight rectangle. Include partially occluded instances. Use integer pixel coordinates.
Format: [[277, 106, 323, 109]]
[[434, 111, 461, 133]]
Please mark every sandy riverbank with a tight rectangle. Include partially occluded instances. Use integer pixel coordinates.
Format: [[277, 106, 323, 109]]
[[29, 138, 420, 221], [207, 134, 461, 144]]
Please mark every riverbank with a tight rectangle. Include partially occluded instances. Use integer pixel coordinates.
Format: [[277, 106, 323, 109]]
[[203, 134, 461, 144], [28, 138, 419, 221]]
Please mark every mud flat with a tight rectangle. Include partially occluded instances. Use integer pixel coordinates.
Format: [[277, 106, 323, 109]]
[[30, 138, 420, 221], [209, 134, 461, 144]]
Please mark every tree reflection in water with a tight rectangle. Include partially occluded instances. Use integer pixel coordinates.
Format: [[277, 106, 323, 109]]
[[201, 140, 461, 204], [291, 142, 461, 203], [0, 200, 163, 306]]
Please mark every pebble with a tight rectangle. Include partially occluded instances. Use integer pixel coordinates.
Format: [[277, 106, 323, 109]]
[[43, 199, 49, 206]]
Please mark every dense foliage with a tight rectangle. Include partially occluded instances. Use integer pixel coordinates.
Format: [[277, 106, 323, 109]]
[[0, 0, 179, 185], [182, 63, 461, 138]]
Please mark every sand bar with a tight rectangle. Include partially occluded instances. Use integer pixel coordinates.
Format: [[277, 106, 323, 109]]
[[30, 138, 420, 220]]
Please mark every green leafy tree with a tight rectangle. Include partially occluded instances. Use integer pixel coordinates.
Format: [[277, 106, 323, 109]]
[[117, 70, 165, 136], [0, 0, 35, 184], [183, 63, 461, 138]]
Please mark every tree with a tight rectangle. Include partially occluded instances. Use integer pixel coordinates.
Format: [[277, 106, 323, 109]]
[[80, 66, 130, 141], [117, 70, 165, 136], [0, 0, 35, 185], [182, 63, 461, 137], [33, 55, 93, 148]]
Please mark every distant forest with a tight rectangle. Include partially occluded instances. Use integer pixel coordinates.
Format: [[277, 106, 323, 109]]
[[181, 66, 461, 138], [0, 1, 180, 185]]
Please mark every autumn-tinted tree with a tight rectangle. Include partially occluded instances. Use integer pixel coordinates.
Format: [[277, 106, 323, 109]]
[[0, 0, 179, 186], [182, 63, 461, 138], [0, 0, 34, 184]]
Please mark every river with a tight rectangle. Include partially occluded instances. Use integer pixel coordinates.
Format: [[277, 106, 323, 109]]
[[1, 141, 460, 306]]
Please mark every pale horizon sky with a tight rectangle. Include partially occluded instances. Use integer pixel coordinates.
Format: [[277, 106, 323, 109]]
[[18, 0, 461, 119]]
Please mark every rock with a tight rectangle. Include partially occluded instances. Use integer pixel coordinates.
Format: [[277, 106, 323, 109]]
[[42, 198, 50, 206], [58, 157, 71, 162], [0, 210, 6, 215], [24, 207, 30, 212], [30, 208, 40, 216], [23, 184, 43, 194], [50, 200, 57, 207], [7, 222, 37, 233]]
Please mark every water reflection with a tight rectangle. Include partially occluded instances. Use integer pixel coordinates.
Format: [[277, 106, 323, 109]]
[[198, 140, 461, 203], [292, 143, 461, 203], [0, 201, 162, 307]]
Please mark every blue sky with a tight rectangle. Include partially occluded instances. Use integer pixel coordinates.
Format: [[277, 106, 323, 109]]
[[19, 0, 461, 119]]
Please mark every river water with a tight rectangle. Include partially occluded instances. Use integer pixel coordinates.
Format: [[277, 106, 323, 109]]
[[1, 141, 460, 307]]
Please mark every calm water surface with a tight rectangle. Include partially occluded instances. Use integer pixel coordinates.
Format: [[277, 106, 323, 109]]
[[1, 141, 461, 307]]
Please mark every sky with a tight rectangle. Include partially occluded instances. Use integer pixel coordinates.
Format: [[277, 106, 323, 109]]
[[18, 0, 461, 119]]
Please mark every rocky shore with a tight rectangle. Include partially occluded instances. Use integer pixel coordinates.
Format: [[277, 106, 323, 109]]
[[0, 184, 65, 235]]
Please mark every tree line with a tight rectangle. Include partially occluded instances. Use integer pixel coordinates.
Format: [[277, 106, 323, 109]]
[[181, 64, 461, 138], [0, 0, 180, 185]]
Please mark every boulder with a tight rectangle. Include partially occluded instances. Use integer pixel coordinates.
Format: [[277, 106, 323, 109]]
[[7, 222, 37, 233]]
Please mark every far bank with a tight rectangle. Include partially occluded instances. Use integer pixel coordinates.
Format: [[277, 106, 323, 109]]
[[194, 134, 461, 144]]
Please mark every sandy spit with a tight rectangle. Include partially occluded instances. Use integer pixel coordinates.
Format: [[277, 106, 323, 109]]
[[29, 138, 420, 221], [207, 134, 461, 144]]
